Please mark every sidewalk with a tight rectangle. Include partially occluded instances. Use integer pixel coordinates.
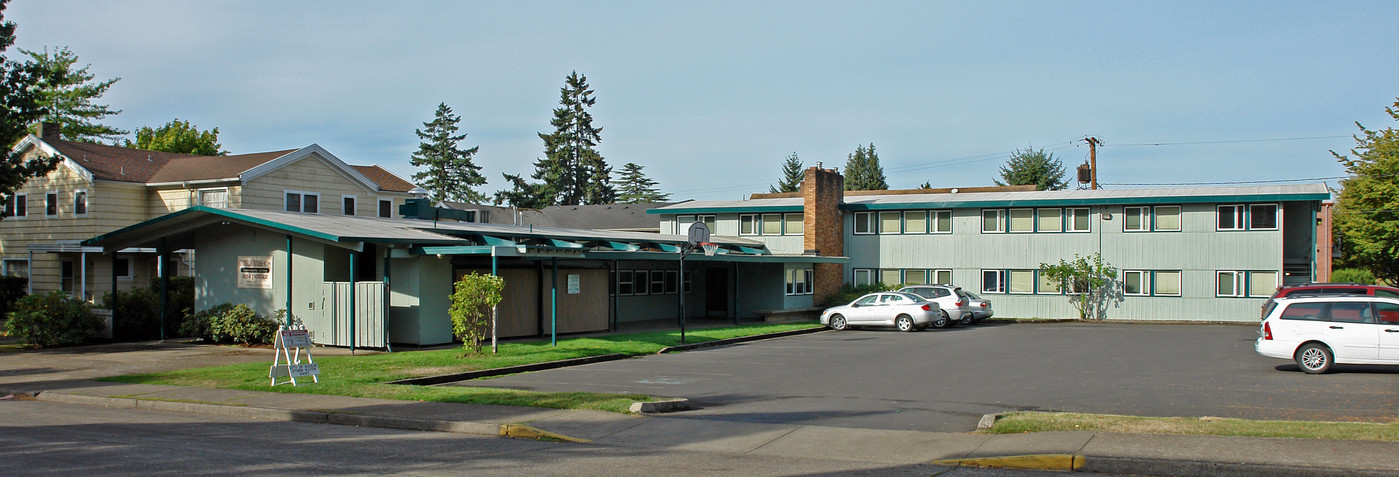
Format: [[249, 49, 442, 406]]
[[3, 341, 1398, 475]]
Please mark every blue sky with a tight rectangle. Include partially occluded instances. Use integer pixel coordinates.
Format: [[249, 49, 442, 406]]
[[9, 1, 1398, 200]]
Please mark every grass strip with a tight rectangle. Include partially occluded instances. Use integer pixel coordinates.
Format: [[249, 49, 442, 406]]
[[983, 411, 1399, 442], [99, 322, 821, 413]]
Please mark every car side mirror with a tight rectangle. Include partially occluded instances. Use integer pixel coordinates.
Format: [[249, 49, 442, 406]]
[[850, 303, 859, 308]]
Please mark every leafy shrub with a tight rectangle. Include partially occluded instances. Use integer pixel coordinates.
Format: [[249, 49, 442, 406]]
[[5, 291, 103, 348], [450, 273, 506, 354], [822, 282, 899, 307], [103, 287, 160, 341], [1331, 268, 1376, 285], [151, 276, 194, 333], [181, 303, 279, 345], [0, 275, 27, 321]]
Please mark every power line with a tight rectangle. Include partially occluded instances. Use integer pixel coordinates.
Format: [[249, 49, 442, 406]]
[[1101, 176, 1346, 186], [1109, 135, 1351, 147]]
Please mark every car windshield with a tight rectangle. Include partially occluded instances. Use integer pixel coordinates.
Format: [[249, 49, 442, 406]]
[[966, 292, 981, 300], [897, 293, 927, 303]]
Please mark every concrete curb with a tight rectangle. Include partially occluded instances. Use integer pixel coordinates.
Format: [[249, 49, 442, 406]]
[[976, 413, 1001, 430], [935, 453, 1398, 476], [628, 398, 690, 413], [385, 353, 631, 386], [933, 454, 1082, 471], [656, 326, 826, 353]]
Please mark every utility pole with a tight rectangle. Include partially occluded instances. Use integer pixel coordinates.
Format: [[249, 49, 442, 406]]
[[1085, 137, 1101, 190]]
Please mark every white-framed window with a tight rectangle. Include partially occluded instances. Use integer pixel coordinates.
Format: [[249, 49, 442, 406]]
[[342, 195, 357, 216], [1154, 206, 1181, 231], [1217, 205, 1244, 231], [1154, 271, 1182, 296], [1249, 204, 1279, 230], [683, 272, 693, 293], [379, 199, 393, 218], [853, 212, 875, 235], [761, 214, 783, 235], [853, 268, 874, 286], [982, 269, 1006, 293], [1, 258, 28, 277], [1037, 272, 1061, 294], [879, 269, 902, 286], [903, 211, 928, 234], [650, 270, 666, 295], [285, 190, 320, 213], [785, 267, 813, 295], [902, 269, 928, 285], [698, 214, 716, 232], [73, 190, 88, 217], [1008, 269, 1035, 294], [632, 270, 649, 296], [676, 215, 696, 233], [783, 213, 803, 235], [1249, 270, 1278, 297], [199, 188, 229, 208], [878, 211, 902, 234], [739, 214, 758, 235], [1216, 271, 1241, 297], [616, 270, 634, 295], [931, 210, 952, 233], [1036, 208, 1061, 232], [4, 193, 27, 218], [1008, 208, 1033, 233], [1066, 207, 1090, 232], [664, 270, 679, 294], [982, 209, 1005, 233], [932, 269, 952, 285], [1123, 206, 1148, 232], [45, 191, 58, 217], [114, 256, 134, 280], [1123, 270, 1148, 295]]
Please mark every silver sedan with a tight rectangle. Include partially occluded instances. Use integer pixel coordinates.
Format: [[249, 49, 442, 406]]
[[821, 292, 942, 332]]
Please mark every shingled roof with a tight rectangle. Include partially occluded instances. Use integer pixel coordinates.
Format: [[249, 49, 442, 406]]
[[351, 165, 417, 192]]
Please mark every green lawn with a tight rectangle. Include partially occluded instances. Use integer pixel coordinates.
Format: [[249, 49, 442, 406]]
[[983, 411, 1399, 442], [101, 322, 821, 413]]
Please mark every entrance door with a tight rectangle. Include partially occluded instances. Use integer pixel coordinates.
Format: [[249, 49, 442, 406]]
[[705, 269, 727, 316]]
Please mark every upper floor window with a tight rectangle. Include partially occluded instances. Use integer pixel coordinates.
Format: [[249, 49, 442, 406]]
[[761, 213, 783, 235], [739, 214, 758, 235], [342, 196, 357, 216], [1037, 208, 1062, 232], [1249, 204, 1278, 230], [73, 191, 88, 216], [740, 213, 801, 235], [1218, 204, 1277, 231], [982, 209, 1005, 233], [45, 191, 58, 217], [199, 188, 228, 208], [4, 193, 27, 218], [1067, 207, 1090, 232], [1218, 205, 1244, 230], [1008, 208, 1033, 233], [379, 199, 393, 218], [878, 211, 901, 234], [1126, 205, 1180, 232], [285, 191, 320, 213], [853, 212, 875, 234], [1124, 206, 1149, 232]]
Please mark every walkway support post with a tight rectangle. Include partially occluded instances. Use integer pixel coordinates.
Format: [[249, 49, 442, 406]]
[[158, 239, 170, 342], [285, 235, 293, 327], [550, 258, 558, 347], [349, 251, 356, 355]]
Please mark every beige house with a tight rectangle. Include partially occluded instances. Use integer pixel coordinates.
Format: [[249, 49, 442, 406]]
[[2, 124, 420, 301]]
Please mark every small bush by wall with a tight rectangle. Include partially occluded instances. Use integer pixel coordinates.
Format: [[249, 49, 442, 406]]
[[0, 275, 27, 321], [181, 303, 280, 345], [5, 291, 103, 348], [1331, 268, 1376, 285], [101, 276, 196, 341]]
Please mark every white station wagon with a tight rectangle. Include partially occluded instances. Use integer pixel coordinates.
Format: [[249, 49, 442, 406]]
[[1255, 295, 1399, 374]]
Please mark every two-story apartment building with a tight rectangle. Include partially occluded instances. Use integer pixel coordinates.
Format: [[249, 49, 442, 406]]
[[2, 123, 420, 301], [651, 167, 1331, 322]]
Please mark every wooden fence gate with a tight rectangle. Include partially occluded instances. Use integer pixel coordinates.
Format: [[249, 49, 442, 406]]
[[312, 281, 387, 349]]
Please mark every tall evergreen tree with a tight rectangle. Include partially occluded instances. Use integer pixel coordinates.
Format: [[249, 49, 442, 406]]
[[614, 162, 670, 203], [492, 172, 551, 209], [124, 118, 226, 155], [769, 152, 803, 193], [994, 147, 1068, 190], [22, 46, 125, 143], [844, 143, 887, 190], [0, 0, 62, 206], [535, 71, 612, 205], [410, 103, 487, 203]]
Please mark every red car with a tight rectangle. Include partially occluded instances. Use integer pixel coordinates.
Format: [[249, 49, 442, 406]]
[[1261, 282, 1399, 318]]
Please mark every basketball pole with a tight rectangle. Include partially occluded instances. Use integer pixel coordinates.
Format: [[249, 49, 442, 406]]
[[678, 244, 686, 344]]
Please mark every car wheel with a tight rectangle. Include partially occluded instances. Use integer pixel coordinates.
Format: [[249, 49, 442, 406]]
[[895, 314, 915, 332], [958, 313, 975, 326], [1295, 343, 1333, 374], [829, 314, 847, 331], [932, 311, 950, 329]]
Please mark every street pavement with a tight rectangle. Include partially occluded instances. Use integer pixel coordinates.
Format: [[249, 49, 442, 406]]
[[1, 330, 1398, 475]]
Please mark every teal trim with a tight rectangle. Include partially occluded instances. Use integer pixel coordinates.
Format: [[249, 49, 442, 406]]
[[547, 238, 584, 249], [738, 246, 767, 255], [655, 243, 680, 252], [587, 250, 848, 263], [85, 206, 341, 246], [595, 241, 639, 251], [648, 205, 802, 215], [477, 235, 517, 246], [839, 193, 1329, 211], [413, 245, 498, 255]]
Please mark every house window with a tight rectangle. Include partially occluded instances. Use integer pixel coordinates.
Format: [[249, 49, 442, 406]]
[[676, 215, 696, 233], [60, 260, 74, 292], [114, 257, 134, 280], [1038, 273, 1061, 294], [379, 199, 393, 218], [786, 267, 813, 295], [1249, 204, 1278, 230], [2, 259, 28, 277], [699, 215, 716, 232], [4, 193, 26, 218], [1216, 271, 1240, 297], [761, 214, 783, 235], [73, 190, 88, 216], [1008, 270, 1035, 294], [903, 211, 927, 234], [1008, 208, 1033, 233], [739, 214, 758, 235], [632, 270, 649, 295], [853, 268, 874, 286], [878, 211, 901, 234], [650, 270, 666, 295], [1124, 206, 1148, 232], [1217, 205, 1244, 231], [880, 269, 902, 286], [285, 191, 320, 213], [783, 213, 803, 235], [932, 210, 952, 233], [1067, 207, 1090, 232], [902, 269, 927, 285], [200, 189, 229, 208], [1037, 208, 1061, 232], [664, 270, 678, 294], [1154, 206, 1181, 231], [616, 270, 634, 295], [1249, 270, 1278, 297], [982, 270, 1006, 293], [932, 269, 952, 285], [683, 272, 693, 293], [342, 196, 357, 216], [45, 191, 58, 217], [1155, 271, 1182, 296], [982, 209, 1005, 233], [1124, 270, 1147, 295], [853, 212, 875, 235]]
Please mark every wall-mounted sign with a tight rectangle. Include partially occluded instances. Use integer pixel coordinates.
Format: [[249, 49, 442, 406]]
[[238, 256, 273, 289], [567, 274, 580, 294]]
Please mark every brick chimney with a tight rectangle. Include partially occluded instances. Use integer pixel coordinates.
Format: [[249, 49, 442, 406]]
[[802, 165, 844, 305], [35, 122, 61, 141]]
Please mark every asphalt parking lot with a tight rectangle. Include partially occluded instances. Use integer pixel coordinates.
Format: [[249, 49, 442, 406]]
[[466, 322, 1399, 432]]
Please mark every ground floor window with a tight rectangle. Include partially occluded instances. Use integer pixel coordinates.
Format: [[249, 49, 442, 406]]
[[60, 260, 74, 293], [1217, 270, 1277, 297], [1, 259, 27, 277], [615, 269, 691, 296], [115, 256, 134, 280], [982, 270, 1005, 293], [853, 268, 874, 286], [785, 267, 813, 295]]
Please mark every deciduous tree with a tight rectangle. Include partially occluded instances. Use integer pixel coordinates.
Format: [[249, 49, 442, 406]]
[[22, 46, 125, 143], [125, 118, 226, 155], [410, 103, 487, 203], [769, 152, 803, 193], [0, 0, 62, 208], [449, 272, 505, 354], [994, 147, 1067, 190], [614, 162, 669, 203], [1039, 252, 1119, 320], [1333, 98, 1399, 283], [844, 143, 887, 191]]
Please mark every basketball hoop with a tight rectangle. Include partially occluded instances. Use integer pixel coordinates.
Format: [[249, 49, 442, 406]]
[[701, 242, 719, 257]]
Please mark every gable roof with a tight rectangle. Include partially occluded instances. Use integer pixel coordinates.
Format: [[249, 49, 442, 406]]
[[439, 201, 671, 231], [351, 165, 416, 192]]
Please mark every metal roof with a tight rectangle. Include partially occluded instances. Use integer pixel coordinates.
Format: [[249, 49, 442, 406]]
[[652, 184, 1331, 214]]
